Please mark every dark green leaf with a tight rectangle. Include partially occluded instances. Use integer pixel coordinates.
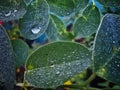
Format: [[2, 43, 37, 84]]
[[97, 0, 120, 7], [19, 0, 50, 40], [0, 26, 15, 90], [0, 0, 26, 21], [25, 41, 91, 88], [93, 14, 120, 85], [11, 39, 29, 68], [73, 5, 100, 39]]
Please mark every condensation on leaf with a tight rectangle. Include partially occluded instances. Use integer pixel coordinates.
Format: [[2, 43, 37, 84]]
[[46, 14, 67, 42], [93, 14, 120, 85], [19, 0, 50, 40], [25, 41, 91, 88], [0, 26, 15, 90], [0, 0, 26, 21], [73, 5, 100, 39]]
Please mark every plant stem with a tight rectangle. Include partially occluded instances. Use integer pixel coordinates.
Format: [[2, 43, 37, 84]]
[[83, 73, 96, 86], [59, 73, 96, 89]]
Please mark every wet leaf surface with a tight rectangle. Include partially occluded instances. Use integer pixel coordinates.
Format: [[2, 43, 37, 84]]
[[47, 0, 88, 17], [93, 14, 120, 85], [46, 14, 68, 42], [19, 0, 50, 40], [25, 41, 91, 88], [0, 26, 15, 90], [0, 0, 26, 21], [73, 5, 100, 39]]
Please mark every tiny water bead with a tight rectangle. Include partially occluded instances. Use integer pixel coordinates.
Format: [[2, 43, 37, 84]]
[[31, 27, 41, 34], [5, 11, 11, 17]]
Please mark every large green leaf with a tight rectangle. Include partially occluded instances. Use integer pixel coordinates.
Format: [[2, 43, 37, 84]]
[[93, 14, 120, 84], [19, 0, 50, 40], [0, 0, 26, 21], [25, 41, 91, 88], [11, 39, 29, 68], [0, 26, 15, 90], [46, 14, 73, 42], [73, 5, 100, 39], [97, 0, 120, 8]]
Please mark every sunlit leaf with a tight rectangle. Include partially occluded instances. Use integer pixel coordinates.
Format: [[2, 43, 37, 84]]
[[19, 0, 50, 40], [73, 5, 100, 39], [93, 14, 120, 84], [11, 39, 29, 68], [25, 41, 91, 88], [0, 26, 15, 90], [0, 0, 26, 21]]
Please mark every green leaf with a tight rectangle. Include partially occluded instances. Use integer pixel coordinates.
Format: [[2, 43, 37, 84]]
[[46, 14, 72, 42], [25, 41, 91, 88], [97, 0, 120, 7], [0, 26, 15, 90], [73, 5, 100, 39], [93, 14, 120, 84], [19, 0, 50, 40], [47, 0, 88, 17], [11, 39, 29, 68], [73, 0, 89, 12], [0, 0, 26, 21], [47, 0, 74, 16]]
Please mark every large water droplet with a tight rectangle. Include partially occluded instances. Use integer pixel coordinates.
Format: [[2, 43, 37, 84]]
[[31, 27, 41, 34], [5, 11, 11, 17]]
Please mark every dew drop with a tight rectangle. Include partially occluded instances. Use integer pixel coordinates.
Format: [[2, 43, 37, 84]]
[[5, 11, 11, 17], [50, 65, 55, 67], [56, 71, 60, 74], [31, 27, 41, 34], [14, 10, 17, 13]]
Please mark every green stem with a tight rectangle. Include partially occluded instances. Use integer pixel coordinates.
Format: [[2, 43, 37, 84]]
[[83, 73, 96, 86], [59, 73, 96, 89]]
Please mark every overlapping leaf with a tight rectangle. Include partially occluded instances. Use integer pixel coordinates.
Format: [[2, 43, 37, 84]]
[[93, 14, 120, 84], [0, 26, 15, 90], [19, 0, 50, 40], [0, 0, 26, 21], [11, 39, 29, 68], [73, 5, 100, 39], [25, 41, 91, 88], [47, 0, 88, 16], [46, 14, 73, 42]]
